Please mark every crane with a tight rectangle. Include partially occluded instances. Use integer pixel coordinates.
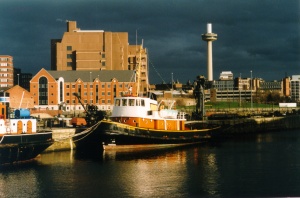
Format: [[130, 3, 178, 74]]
[[73, 93, 105, 126]]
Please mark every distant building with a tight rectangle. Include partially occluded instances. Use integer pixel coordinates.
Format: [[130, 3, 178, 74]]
[[259, 80, 282, 93], [219, 71, 233, 80], [30, 68, 137, 112], [0, 55, 13, 88], [235, 77, 251, 90], [282, 77, 290, 97], [51, 21, 148, 95], [211, 80, 234, 91], [14, 68, 32, 91], [291, 75, 300, 102]]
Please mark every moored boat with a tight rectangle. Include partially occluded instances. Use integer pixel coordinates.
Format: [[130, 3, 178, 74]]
[[0, 104, 53, 165], [73, 93, 220, 151]]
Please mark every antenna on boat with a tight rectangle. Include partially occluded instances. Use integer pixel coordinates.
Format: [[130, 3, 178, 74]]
[[135, 45, 142, 96]]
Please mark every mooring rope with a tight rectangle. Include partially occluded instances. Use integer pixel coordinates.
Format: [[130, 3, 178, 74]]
[[54, 121, 102, 142]]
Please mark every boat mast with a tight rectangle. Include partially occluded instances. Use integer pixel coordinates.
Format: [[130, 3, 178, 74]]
[[136, 46, 142, 96]]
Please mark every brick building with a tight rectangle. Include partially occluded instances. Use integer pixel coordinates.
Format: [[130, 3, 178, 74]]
[[6, 85, 34, 109], [30, 68, 137, 114], [51, 21, 148, 95]]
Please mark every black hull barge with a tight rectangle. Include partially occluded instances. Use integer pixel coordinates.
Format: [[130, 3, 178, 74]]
[[0, 132, 53, 165], [0, 103, 54, 165]]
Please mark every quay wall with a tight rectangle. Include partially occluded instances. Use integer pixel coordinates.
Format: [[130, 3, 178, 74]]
[[210, 114, 300, 136], [45, 128, 77, 152], [44, 115, 300, 152]]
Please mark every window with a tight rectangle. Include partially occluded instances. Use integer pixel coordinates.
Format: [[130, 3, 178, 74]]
[[122, 99, 127, 106], [39, 77, 48, 105], [59, 81, 63, 102], [102, 62, 106, 66], [102, 53, 105, 58], [67, 46, 72, 51], [115, 99, 120, 106], [67, 62, 72, 66], [129, 99, 135, 106], [67, 54, 72, 59]]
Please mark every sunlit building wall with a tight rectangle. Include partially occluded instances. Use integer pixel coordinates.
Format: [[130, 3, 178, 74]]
[[291, 75, 300, 102], [0, 55, 13, 88], [51, 21, 148, 94]]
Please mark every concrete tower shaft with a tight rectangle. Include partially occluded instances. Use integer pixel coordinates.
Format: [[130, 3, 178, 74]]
[[201, 23, 217, 81]]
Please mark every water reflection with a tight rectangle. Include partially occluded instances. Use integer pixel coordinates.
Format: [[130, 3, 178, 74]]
[[3, 130, 298, 197], [0, 144, 221, 198]]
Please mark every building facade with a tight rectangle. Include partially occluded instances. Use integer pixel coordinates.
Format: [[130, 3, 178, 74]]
[[0, 55, 13, 88], [14, 68, 32, 91], [51, 21, 148, 94], [291, 75, 300, 102], [282, 77, 290, 97], [30, 68, 137, 113]]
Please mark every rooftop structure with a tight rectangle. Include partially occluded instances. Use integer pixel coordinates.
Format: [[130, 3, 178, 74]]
[[219, 71, 233, 80]]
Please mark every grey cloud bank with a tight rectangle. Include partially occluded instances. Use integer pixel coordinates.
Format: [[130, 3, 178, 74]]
[[0, 0, 299, 83]]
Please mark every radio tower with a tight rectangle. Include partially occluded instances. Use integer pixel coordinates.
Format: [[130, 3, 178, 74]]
[[202, 23, 217, 81]]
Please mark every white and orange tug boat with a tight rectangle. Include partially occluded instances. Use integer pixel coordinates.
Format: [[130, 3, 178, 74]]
[[73, 93, 220, 151]]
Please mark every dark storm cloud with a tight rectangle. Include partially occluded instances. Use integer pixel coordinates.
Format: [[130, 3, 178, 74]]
[[0, 0, 299, 83]]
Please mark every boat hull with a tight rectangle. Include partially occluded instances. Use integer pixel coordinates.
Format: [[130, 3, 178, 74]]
[[73, 120, 220, 151], [0, 132, 54, 165]]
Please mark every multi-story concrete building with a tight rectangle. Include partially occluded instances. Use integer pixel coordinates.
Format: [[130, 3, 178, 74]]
[[30, 68, 137, 113], [211, 80, 234, 91], [51, 21, 148, 95], [291, 75, 300, 102], [14, 68, 32, 91], [0, 55, 14, 88], [259, 80, 282, 93], [235, 77, 251, 90]]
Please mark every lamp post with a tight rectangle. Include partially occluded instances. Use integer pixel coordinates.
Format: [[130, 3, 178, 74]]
[[250, 70, 253, 110], [17, 74, 19, 85], [171, 72, 173, 98]]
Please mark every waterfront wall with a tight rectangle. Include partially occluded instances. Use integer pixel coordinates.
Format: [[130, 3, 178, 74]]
[[45, 128, 77, 152], [210, 114, 300, 136]]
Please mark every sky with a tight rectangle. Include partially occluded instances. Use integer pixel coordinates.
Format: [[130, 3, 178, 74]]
[[0, 0, 299, 84]]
